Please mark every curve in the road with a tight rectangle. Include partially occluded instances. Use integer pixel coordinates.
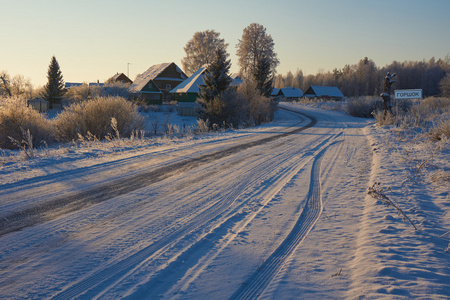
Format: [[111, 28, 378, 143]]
[[0, 110, 316, 238], [47, 109, 318, 299]]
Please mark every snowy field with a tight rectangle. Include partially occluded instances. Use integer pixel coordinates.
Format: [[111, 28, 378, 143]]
[[0, 102, 449, 299]]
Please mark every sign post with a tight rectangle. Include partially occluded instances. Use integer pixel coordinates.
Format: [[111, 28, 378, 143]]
[[394, 89, 423, 100], [394, 89, 423, 122]]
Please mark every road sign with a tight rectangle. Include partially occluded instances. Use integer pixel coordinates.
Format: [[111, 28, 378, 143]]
[[394, 89, 422, 99]]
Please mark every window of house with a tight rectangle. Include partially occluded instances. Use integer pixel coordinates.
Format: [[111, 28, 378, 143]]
[[166, 84, 172, 91]]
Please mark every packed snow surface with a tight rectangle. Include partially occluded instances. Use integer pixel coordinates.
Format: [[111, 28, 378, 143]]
[[0, 103, 448, 299]]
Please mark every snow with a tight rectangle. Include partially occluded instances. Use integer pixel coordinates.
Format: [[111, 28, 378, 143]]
[[170, 65, 208, 94], [0, 102, 448, 299], [279, 87, 303, 98]]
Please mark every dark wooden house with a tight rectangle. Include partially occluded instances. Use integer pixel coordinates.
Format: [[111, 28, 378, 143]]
[[303, 85, 344, 100], [109, 73, 133, 85], [277, 87, 304, 100], [129, 62, 187, 104]]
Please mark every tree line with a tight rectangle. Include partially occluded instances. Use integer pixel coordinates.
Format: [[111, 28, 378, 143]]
[[274, 56, 450, 97]]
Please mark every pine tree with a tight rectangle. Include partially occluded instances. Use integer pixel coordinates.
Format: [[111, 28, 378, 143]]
[[253, 56, 273, 97], [197, 46, 232, 125], [42, 56, 65, 109], [198, 47, 232, 102]]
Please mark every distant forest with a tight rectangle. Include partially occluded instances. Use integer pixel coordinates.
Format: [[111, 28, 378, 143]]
[[274, 56, 450, 97]]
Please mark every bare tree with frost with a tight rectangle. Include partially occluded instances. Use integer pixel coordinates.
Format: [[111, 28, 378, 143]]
[[236, 23, 279, 78], [182, 30, 228, 76]]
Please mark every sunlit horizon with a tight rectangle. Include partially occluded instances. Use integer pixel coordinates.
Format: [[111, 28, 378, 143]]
[[2, 0, 449, 87]]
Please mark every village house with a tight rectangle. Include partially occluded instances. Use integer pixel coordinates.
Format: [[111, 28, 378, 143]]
[[303, 85, 344, 100], [277, 87, 304, 101], [170, 65, 244, 103], [108, 73, 133, 85], [128, 62, 187, 104], [169, 65, 208, 103]]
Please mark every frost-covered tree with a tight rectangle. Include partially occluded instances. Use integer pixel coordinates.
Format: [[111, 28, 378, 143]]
[[294, 69, 304, 89], [284, 71, 294, 87], [197, 46, 232, 125], [236, 23, 279, 78], [439, 74, 450, 97], [0, 71, 12, 97], [0, 71, 34, 98], [42, 56, 65, 108], [252, 56, 273, 97], [182, 30, 228, 76]]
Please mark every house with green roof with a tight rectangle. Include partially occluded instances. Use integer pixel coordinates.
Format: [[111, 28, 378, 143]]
[[169, 65, 208, 102]]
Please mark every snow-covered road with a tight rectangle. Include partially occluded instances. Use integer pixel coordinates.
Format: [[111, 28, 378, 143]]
[[1, 104, 420, 299]]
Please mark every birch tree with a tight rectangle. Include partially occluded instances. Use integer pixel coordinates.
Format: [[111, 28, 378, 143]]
[[236, 23, 279, 78], [182, 30, 228, 76]]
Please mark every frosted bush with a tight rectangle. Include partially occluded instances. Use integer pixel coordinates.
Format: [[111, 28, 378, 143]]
[[430, 118, 450, 141], [101, 82, 130, 98], [53, 96, 144, 142], [64, 82, 130, 104], [196, 119, 210, 133], [373, 110, 395, 126], [346, 96, 381, 118], [0, 96, 55, 149]]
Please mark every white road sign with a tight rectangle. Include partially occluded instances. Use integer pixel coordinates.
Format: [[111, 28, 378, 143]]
[[394, 89, 422, 99]]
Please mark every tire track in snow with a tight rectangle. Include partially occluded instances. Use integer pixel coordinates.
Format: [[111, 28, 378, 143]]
[[230, 147, 327, 300], [47, 110, 317, 300], [0, 112, 315, 238]]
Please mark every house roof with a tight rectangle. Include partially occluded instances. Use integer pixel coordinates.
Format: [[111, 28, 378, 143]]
[[111, 73, 132, 83], [271, 88, 279, 96], [129, 62, 186, 93], [65, 82, 84, 88], [230, 73, 244, 87], [304, 85, 344, 98], [279, 87, 303, 98], [170, 65, 209, 94]]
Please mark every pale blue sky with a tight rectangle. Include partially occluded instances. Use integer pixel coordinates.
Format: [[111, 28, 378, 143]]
[[1, 0, 449, 86]]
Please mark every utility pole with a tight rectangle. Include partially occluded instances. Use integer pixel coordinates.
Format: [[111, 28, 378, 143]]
[[127, 63, 131, 78]]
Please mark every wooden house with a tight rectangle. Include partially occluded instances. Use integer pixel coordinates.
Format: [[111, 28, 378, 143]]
[[303, 85, 344, 100], [109, 73, 133, 85], [271, 88, 280, 97], [277, 87, 303, 101], [129, 62, 187, 104], [169, 65, 209, 102], [27, 97, 49, 113]]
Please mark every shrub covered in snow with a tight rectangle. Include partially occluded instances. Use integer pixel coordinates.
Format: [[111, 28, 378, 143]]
[[53, 96, 144, 142], [198, 80, 275, 129], [371, 96, 450, 141], [346, 96, 381, 118], [0, 96, 55, 149], [237, 80, 275, 126]]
